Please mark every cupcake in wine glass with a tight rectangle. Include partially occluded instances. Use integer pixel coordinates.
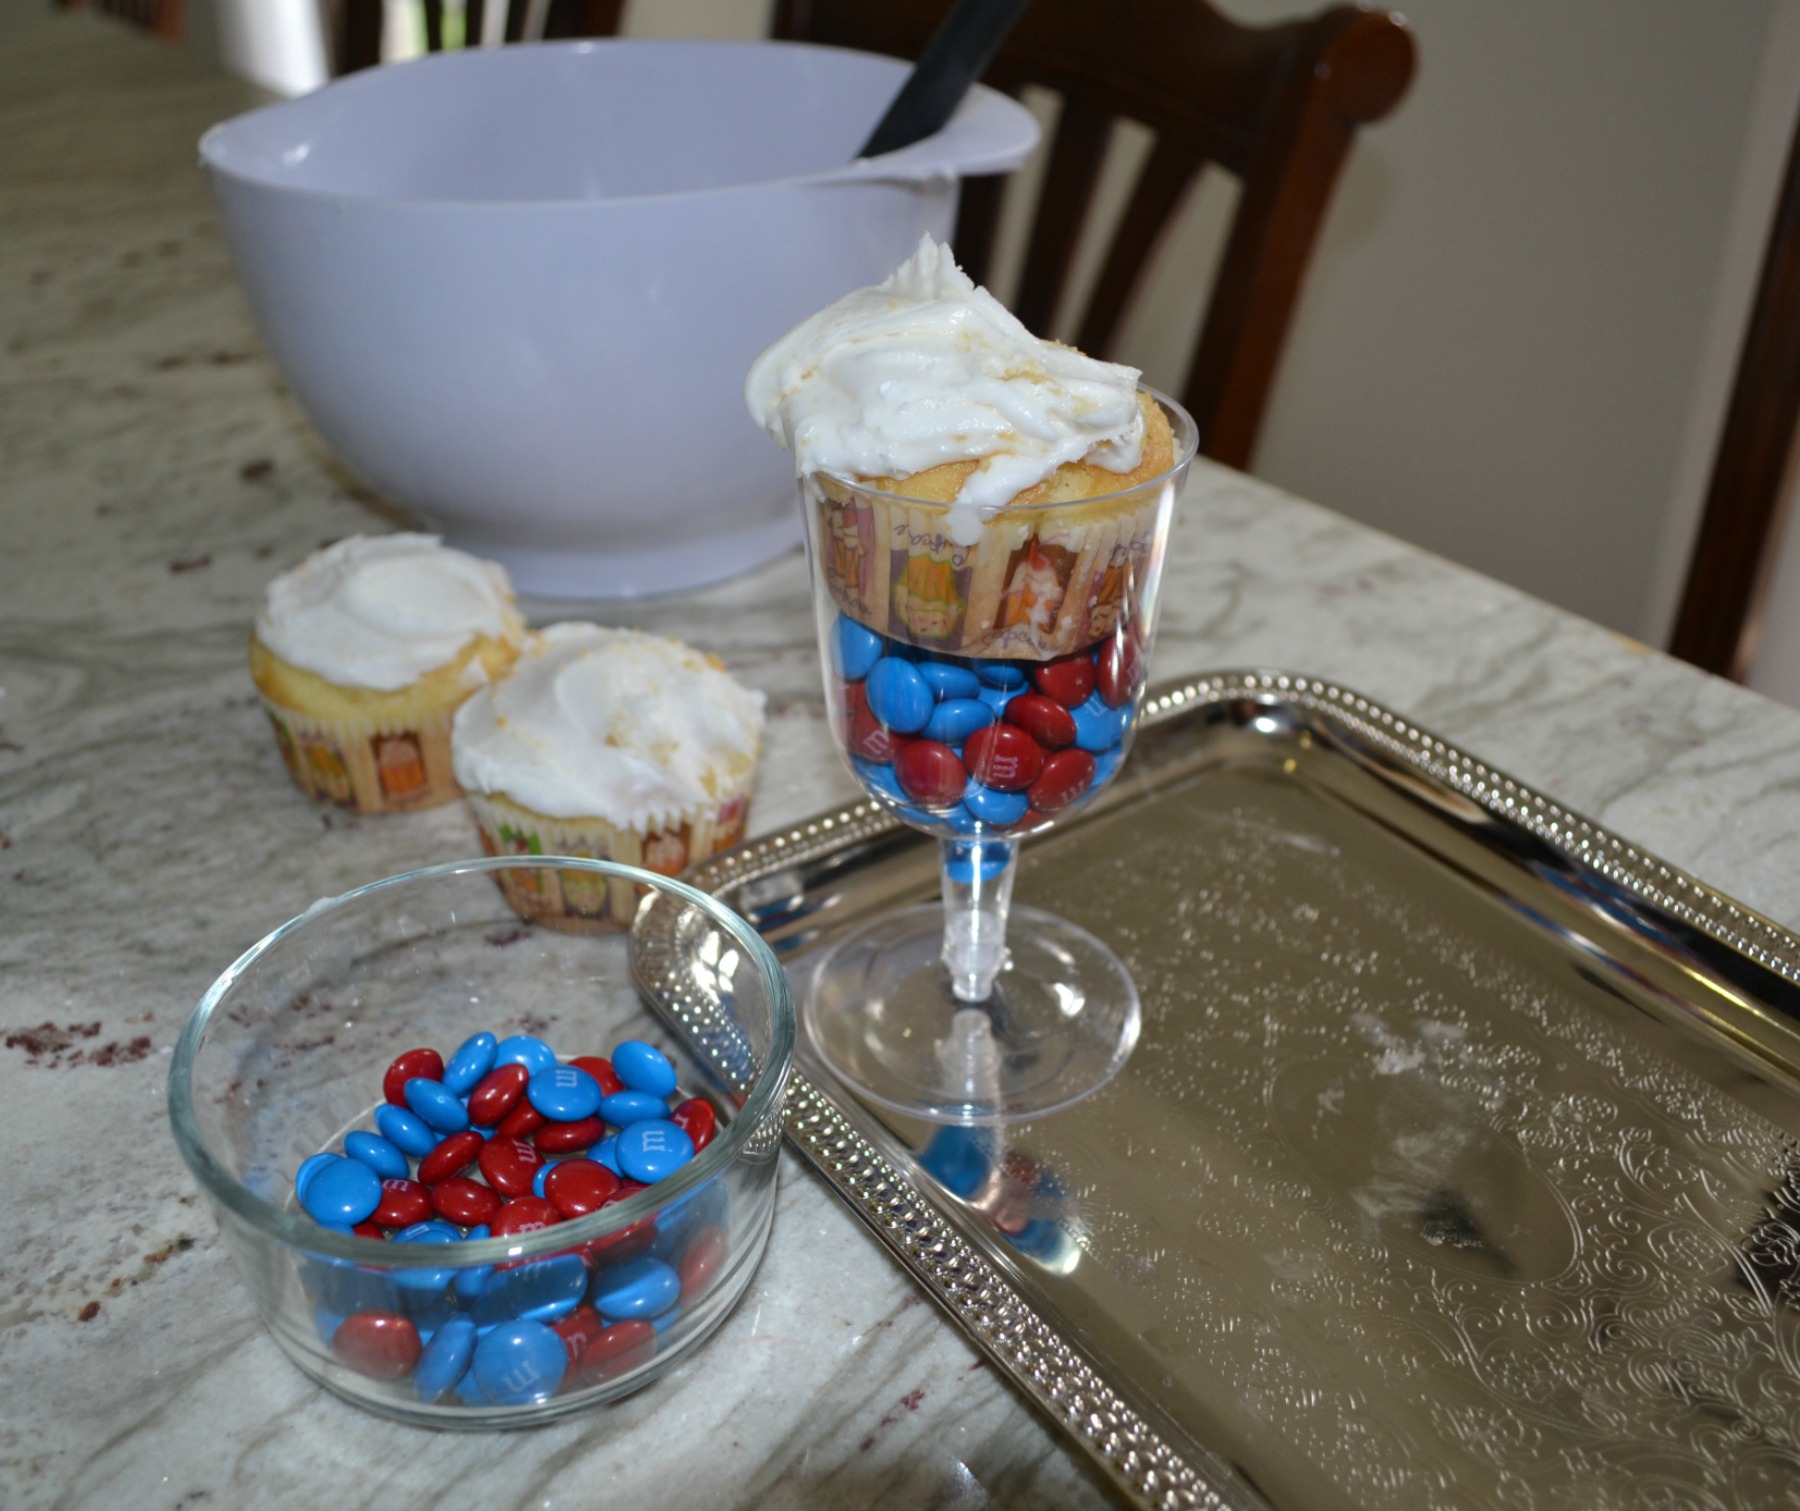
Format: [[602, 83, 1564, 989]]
[[746, 235, 1196, 1124]]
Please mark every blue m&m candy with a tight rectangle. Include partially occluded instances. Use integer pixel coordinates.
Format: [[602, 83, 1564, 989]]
[[416, 1313, 476, 1402], [917, 660, 981, 700], [833, 615, 883, 681], [472, 1320, 567, 1406], [592, 1256, 680, 1322], [374, 1104, 438, 1158], [343, 1131, 409, 1183], [473, 1253, 588, 1327], [853, 758, 907, 804], [494, 1034, 558, 1077], [392, 1219, 461, 1301], [295, 1152, 342, 1204], [938, 802, 980, 835], [300, 1157, 382, 1226], [865, 657, 933, 734], [443, 1032, 498, 1097], [943, 841, 1013, 885], [601, 1090, 671, 1128], [617, 1120, 695, 1184], [963, 781, 1029, 827], [612, 1041, 677, 1098], [1071, 693, 1130, 753], [406, 1077, 470, 1134], [527, 1063, 602, 1121], [923, 698, 993, 746], [976, 659, 1029, 689], [453, 1224, 493, 1304]]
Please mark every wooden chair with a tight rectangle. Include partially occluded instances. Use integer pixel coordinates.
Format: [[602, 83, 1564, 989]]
[[1667, 103, 1800, 682], [334, 0, 624, 76], [772, 0, 1414, 470], [56, 0, 185, 43]]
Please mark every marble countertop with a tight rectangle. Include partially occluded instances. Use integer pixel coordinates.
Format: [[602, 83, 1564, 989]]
[[11, 11, 1800, 1510]]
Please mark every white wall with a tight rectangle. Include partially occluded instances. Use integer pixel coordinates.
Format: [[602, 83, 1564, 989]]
[[1116, 0, 1774, 640], [211, 0, 329, 95]]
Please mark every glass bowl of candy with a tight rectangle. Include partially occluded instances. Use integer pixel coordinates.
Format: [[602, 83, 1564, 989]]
[[167, 856, 793, 1427]]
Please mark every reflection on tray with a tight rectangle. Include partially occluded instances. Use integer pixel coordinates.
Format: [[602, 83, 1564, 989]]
[[918, 1125, 1082, 1275]]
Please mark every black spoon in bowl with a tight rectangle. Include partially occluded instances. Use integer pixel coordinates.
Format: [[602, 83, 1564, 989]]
[[856, 0, 1034, 160]]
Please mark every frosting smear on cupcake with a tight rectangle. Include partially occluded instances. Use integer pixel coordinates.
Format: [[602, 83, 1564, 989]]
[[744, 235, 1145, 541], [256, 534, 522, 692], [451, 624, 765, 831]]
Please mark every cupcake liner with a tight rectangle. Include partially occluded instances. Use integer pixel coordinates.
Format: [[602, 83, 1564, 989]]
[[259, 695, 460, 814], [466, 790, 753, 936], [815, 483, 1164, 661]]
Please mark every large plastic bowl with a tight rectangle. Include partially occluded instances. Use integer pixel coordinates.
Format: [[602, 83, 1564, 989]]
[[200, 41, 1038, 598]]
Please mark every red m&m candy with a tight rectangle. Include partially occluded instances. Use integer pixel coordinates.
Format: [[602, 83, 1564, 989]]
[[467, 1062, 528, 1126], [1097, 634, 1145, 708], [332, 1312, 421, 1380], [372, 1178, 433, 1229], [382, 1048, 443, 1109], [497, 1099, 546, 1139], [478, 1135, 544, 1198], [1003, 693, 1076, 750], [579, 1319, 656, 1382], [679, 1225, 729, 1306], [964, 724, 1045, 792], [544, 1158, 622, 1219], [489, 1195, 563, 1239], [839, 679, 869, 746], [1033, 653, 1096, 708], [551, 1305, 606, 1366], [430, 1175, 502, 1227], [895, 740, 967, 806], [850, 700, 902, 762], [536, 1115, 605, 1154], [1027, 748, 1097, 812], [670, 1097, 716, 1153], [418, 1129, 484, 1185]]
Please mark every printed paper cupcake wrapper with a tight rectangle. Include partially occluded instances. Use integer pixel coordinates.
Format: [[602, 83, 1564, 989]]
[[259, 695, 460, 814], [466, 790, 754, 936], [815, 484, 1164, 661]]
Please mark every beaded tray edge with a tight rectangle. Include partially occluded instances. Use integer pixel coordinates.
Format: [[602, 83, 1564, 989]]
[[673, 669, 1800, 1511]]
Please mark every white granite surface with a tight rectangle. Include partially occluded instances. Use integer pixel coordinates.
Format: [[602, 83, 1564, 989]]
[[10, 11, 1800, 1510]]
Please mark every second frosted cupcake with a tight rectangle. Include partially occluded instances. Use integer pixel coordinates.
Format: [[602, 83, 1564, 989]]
[[452, 623, 765, 933]]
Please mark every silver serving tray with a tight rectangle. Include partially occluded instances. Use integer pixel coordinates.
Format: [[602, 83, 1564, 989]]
[[645, 672, 1800, 1510]]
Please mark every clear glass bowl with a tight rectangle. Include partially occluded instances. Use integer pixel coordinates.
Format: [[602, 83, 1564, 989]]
[[168, 856, 792, 1428]]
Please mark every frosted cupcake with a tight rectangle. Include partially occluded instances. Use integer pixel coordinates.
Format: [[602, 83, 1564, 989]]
[[745, 235, 1173, 661], [451, 624, 765, 933], [250, 534, 526, 813]]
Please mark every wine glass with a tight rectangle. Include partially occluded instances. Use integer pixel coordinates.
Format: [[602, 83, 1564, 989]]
[[797, 392, 1197, 1123]]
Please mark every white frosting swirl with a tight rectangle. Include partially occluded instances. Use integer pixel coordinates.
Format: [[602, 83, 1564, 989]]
[[450, 623, 766, 829], [744, 235, 1145, 541], [256, 534, 521, 692]]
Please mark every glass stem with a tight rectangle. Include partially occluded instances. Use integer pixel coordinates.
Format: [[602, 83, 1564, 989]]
[[939, 836, 1018, 1003]]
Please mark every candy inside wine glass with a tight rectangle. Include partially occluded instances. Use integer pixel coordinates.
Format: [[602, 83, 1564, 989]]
[[746, 235, 1197, 1122]]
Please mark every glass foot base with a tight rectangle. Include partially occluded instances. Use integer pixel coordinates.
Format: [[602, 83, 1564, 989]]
[[804, 904, 1141, 1124]]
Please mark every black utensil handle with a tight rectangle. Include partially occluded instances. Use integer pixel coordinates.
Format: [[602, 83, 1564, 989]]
[[857, 0, 1033, 161]]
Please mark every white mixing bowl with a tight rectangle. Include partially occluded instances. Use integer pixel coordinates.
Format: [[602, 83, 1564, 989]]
[[201, 41, 1037, 598]]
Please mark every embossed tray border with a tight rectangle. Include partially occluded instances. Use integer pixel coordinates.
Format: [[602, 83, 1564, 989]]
[[673, 670, 1800, 1511]]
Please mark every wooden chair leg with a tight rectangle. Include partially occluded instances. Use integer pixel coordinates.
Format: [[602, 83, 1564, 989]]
[[1669, 103, 1800, 681]]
